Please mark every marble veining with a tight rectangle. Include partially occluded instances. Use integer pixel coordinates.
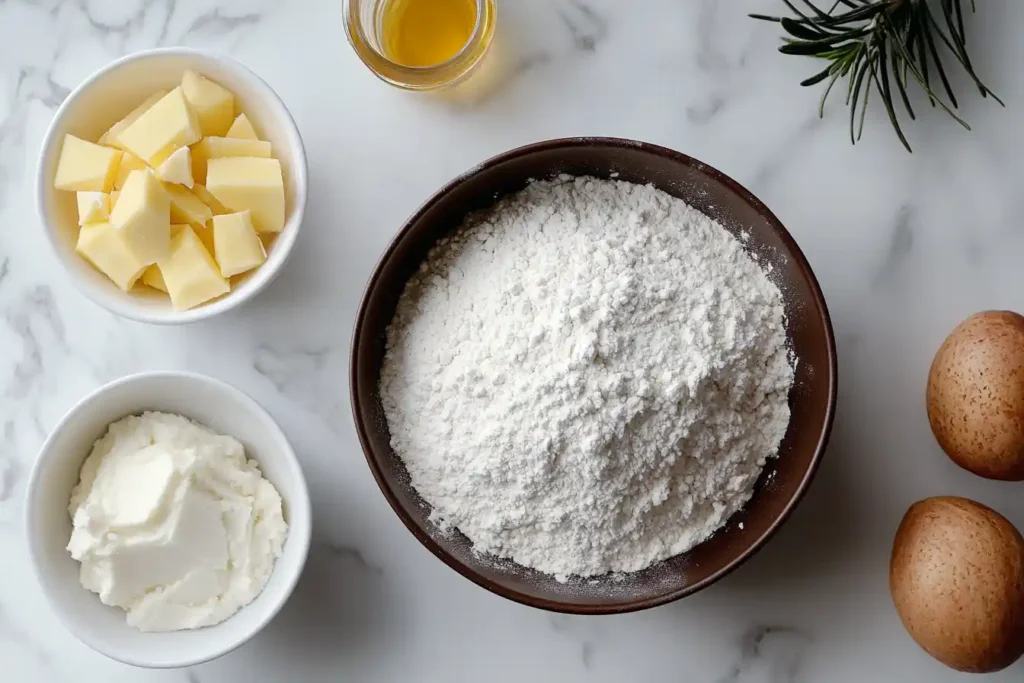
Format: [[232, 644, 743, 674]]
[[3, 0, 1024, 680], [321, 541, 385, 578], [5, 286, 68, 401], [557, 0, 607, 54], [0, 420, 21, 504], [0, 604, 54, 673], [716, 625, 811, 683], [871, 205, 915, 290], [252, 345, 346, 432], [548, 614, 599, 671], [685, 93, 726, 126]]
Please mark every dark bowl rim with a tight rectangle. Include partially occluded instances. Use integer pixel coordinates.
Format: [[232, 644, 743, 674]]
[[349, 136, 839, 614]]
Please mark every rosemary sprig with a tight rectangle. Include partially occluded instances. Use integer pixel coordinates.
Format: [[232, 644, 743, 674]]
[[751, 0, 1002, 152]]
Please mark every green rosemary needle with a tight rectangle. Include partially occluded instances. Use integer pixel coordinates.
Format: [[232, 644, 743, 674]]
[[751, 0, 1003, 152]]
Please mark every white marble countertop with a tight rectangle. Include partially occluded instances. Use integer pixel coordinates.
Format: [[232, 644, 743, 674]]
[[4, 0, 1024, 680]]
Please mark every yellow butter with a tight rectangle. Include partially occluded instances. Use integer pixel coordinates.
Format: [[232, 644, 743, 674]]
[[109, 170, 171, 264], [54, 135, 122, 192], [181, 70, 235, 137], [212, 210, 266, 277], [170, 221, 215, 253], [77, 192, 110, 225], [157, 147, 194, 188], [190, 136, 272, 185], [76, 222, 148, 291], [113, 152, 147, 190], [192, 183, 230, 215], [118, 87, 202, 166], [186, 218, 215, 255], [206, 157, 286, 233], [164, 184, 214, 230], [110, 190, 120, 210], [141, 264, 168, 292], [159, 225, 230, 310], [100, 90, 168, 150], [226, 113, 258, 140]]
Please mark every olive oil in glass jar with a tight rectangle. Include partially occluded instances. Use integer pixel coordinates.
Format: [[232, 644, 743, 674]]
[[344, 0, 497, 90]]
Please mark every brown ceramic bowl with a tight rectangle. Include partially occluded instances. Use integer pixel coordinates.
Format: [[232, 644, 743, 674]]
[[350, 137, 837, 614]]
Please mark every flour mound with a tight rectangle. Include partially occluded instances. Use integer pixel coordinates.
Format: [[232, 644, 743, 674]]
[[381, 176, 794, 580]]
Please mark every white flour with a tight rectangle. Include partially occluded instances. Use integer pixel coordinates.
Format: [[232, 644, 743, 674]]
[[381, 176, 794, 580]]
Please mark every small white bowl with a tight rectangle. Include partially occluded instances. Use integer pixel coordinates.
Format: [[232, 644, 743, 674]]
[[25, 372, 312, 668], [36, 48, 308, 325]]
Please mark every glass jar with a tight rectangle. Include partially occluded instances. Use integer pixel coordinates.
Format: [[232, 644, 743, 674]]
[[344, 0, 497, 91]]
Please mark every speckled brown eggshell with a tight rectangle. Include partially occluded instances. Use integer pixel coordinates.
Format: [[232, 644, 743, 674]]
[[890, 496, 1024, 673], [927, 310, 1024, 480]]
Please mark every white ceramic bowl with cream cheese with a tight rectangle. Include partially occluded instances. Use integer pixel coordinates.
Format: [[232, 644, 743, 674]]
[[36, 48, 308, 325], [25, 372, 312, 668]]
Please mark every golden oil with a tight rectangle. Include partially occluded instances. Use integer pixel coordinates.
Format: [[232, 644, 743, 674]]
[[345, 0, 496, 90], [381, 0, 478, 68]]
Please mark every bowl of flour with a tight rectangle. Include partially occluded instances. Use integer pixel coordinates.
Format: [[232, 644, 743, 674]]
[[351, 137, 837, 613]]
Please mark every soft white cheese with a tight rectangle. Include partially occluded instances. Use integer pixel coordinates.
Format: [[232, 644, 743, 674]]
[[66, 412, 288, 632]]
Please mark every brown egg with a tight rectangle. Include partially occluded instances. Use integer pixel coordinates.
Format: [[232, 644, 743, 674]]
[[927, 310, 1024, 480], [890, 496, 1024, 673]]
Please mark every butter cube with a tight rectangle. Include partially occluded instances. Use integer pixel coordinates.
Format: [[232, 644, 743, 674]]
[[110, 190, 120, 209], [192, 183, 229, 215], [206, 157, 285, 233], [226, 113, 258, 140], [173, 216, 215, 255], [159, 225, 230, 310], [54, 135, 122, 192], [198, 223, 216, 254], [165, 184, 213, 230], [118, 87, 202, 165], [100, 90, 168, 150], [157, 147, 193, 188], [168, 221, 214, 252], [181, 70, 235, 137], [190, 136, 272, 185], [212, 211, 266, 277], [141, 264, 167, 292], [109, 170, 171, 264], [113, 152, 147, 190], [76, 222, 148, 291], [77, 192, 110, 225]]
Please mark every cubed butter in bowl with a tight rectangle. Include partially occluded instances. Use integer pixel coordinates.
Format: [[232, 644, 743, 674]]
[[37, 48, 307, 325], [213, 211, 267, 278], [157, 147, 194, 188], [113, 152, 148, 191], [110, 169, 171, 265], [76, 192, 110, 225], [227, 113, 259, 141], [53, 136, 122, 193], [117, 86, 202, 166]]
